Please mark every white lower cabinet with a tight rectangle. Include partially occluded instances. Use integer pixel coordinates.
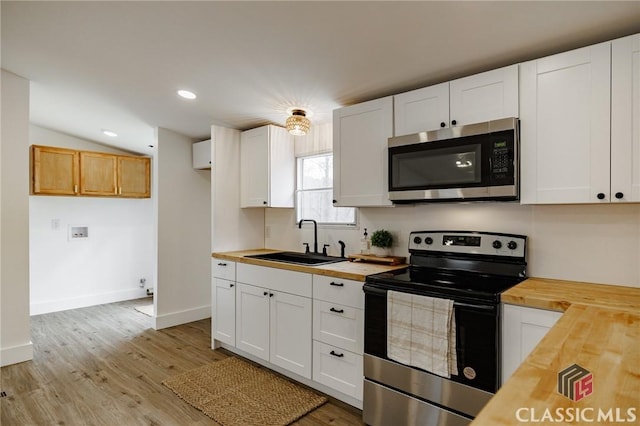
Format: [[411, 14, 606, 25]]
[[313, 340, 363, 399], [235, 264, 313, 380], [313, 299, 363, 354], [212, 278, 236, 346], [235, 282, 270, 360], [312, 274, 364, 401], [270, 291, 312, 378], [501, 304, 563, 384]]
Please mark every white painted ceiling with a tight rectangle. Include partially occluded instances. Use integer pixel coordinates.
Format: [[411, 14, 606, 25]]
[[2, 1, 640, 154]]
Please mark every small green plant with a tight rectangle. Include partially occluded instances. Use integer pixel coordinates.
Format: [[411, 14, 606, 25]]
[[370, 229, 393, 248]]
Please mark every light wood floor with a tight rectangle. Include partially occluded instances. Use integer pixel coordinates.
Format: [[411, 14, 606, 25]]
[[0, 298, 363, 425]]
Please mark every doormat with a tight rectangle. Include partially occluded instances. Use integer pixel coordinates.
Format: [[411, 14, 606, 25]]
[[162, 357, 327, 426]]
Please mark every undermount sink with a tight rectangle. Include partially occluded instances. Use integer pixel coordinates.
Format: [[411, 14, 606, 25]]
[[245, 251, 345, 266]]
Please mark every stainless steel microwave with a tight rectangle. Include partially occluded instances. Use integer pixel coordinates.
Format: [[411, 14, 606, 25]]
[[388, 117, 519, 203]]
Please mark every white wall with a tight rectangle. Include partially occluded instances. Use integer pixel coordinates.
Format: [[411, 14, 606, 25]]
[[265, 122, 640, 289], [155, 127, 211, 329], [1, 70, 32, 366], [29, 126, 155, 315], [211, 125, 264, 252]]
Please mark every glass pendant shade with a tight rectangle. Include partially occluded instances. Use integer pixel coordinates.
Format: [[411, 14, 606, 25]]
[[286, 110, 310, 136]]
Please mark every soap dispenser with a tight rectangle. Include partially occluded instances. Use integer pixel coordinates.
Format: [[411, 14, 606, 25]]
[[360, 228, 370, 254]]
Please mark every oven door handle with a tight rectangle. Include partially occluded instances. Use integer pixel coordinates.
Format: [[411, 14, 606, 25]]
[[453, 301, 496, 312]]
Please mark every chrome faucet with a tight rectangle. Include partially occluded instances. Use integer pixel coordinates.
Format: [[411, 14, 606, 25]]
[[298, 219, 318, 254]]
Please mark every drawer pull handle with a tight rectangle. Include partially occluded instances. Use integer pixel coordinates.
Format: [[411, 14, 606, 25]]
[[330, 350, 344, 358], [330, 307, 344, 314], [329, 282, 344, 287], [217, 263, 227, 266]]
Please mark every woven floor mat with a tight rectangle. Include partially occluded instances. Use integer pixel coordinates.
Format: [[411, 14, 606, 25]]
[[162, 356, 327, 426]]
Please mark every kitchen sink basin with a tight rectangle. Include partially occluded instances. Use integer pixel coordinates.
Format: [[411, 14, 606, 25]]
[[245, 251, 346, 266]]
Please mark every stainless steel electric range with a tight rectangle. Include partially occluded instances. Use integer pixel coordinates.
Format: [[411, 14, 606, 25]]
[[362, 230, 527, 426]]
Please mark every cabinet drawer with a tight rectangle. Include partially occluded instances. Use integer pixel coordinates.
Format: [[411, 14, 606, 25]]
[[313, 300, 363, 354], [313, 340, 363, 400], [212, 258, 236, 280], [237, 263, 311, 297], [313, 275, 363, 309]]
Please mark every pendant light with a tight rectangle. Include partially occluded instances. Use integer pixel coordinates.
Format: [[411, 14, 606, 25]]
[[286, 109, 311, 136]]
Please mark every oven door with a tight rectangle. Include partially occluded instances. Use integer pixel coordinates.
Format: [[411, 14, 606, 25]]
[[363, 282, 500, 393], [387, 119, 518, 202]]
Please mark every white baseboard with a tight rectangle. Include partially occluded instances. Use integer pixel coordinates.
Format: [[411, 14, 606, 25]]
[[153, 305, 211, 330], [30, 288, 148, 316], [0, 341, 34, 367]]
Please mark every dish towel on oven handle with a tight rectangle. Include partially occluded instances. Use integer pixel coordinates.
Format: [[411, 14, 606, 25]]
[[387, 290, 458, 378]]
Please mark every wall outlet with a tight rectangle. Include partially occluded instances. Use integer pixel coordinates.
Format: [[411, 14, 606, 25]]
[[139, 278, 146, 288]]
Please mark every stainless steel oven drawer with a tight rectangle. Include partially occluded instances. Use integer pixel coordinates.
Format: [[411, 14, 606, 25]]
[[363, 379, 472, 426], [364, 354, 493, 418]]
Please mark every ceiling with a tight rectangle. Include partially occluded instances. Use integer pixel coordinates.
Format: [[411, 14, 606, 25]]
[[2, 1, 640, 154]]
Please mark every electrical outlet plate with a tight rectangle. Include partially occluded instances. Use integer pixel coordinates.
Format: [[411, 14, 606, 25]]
[[68, 225, 89, 241]]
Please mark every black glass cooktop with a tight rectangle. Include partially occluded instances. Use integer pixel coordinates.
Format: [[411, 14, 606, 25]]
[[365, 266, 525, 303]]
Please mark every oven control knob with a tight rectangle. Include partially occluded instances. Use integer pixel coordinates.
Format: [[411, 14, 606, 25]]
[[492, 240, 502, 249], [413, 236, 422, 245], [425, 237, 433, 245], [507, 241, 518, 250]]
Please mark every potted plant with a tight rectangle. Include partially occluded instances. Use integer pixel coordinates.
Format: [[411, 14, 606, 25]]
[[370, 229, 393, 257]]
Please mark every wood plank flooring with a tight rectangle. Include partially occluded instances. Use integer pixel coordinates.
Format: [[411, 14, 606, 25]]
[[0, 299, 363, 425]]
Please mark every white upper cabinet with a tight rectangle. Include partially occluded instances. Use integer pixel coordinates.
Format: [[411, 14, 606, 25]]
[[611, 34, 640, 203], [333, 96, 394, 207], [449, 64, 519, 127], [393, 65, 519, 136], [240, 125, 294, 208], [192, 139, 212, 169], [394, 82, 449, 136], [520, 42, 612, 204]]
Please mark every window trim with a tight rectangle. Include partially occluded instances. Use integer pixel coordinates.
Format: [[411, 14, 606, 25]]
[[295, 153, 357, 227]]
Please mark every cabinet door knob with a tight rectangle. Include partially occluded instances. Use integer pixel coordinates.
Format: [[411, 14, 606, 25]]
[[615, 192, 624, 199], [262, 201, 267, 205], [451, 119, 457, 126], [440, 122, 446, 128], [329, 350, 344, 358], [597, 193, 606, 200], [329, 282, 344, 287], [332, 199, 337, 204], [269, 293, 274, 297], [330, 307, 344, 314], [230, 284, 234, 288], [263, 291, 269, 296]]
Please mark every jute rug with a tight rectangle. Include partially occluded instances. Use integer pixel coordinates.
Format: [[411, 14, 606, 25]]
[[162, 357, 328, 426]]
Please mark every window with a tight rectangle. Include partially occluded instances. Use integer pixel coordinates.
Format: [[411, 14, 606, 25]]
[[296, 153, 356, 226]]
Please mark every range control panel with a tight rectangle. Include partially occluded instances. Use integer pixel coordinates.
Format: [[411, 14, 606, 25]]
[[409, 231, 526, 258]]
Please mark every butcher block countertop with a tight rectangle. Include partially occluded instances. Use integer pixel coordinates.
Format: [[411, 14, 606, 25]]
[[211, 249, 408, 281], [472, 278, 640, 425]]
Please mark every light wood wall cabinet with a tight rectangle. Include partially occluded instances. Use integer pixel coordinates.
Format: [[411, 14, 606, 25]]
[[31, 145, 151, 198], [118, 156, 151, 198], [31, 145, 80, 195]]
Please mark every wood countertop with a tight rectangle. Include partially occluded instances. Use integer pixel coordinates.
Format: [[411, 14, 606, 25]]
[[212, 249, 408, 281], [473, 278, 640, 425], [501, 277, 640, 313]]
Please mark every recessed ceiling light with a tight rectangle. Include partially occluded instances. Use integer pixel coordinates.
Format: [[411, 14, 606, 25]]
[[177, 89, 197, 100], [102, 129, 118, 137]]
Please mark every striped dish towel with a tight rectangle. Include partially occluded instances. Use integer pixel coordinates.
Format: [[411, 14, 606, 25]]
[[387, 291, 458, 378]]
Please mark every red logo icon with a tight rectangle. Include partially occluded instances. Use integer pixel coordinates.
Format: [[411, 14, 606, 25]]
[[558, 364, 593, 401]]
